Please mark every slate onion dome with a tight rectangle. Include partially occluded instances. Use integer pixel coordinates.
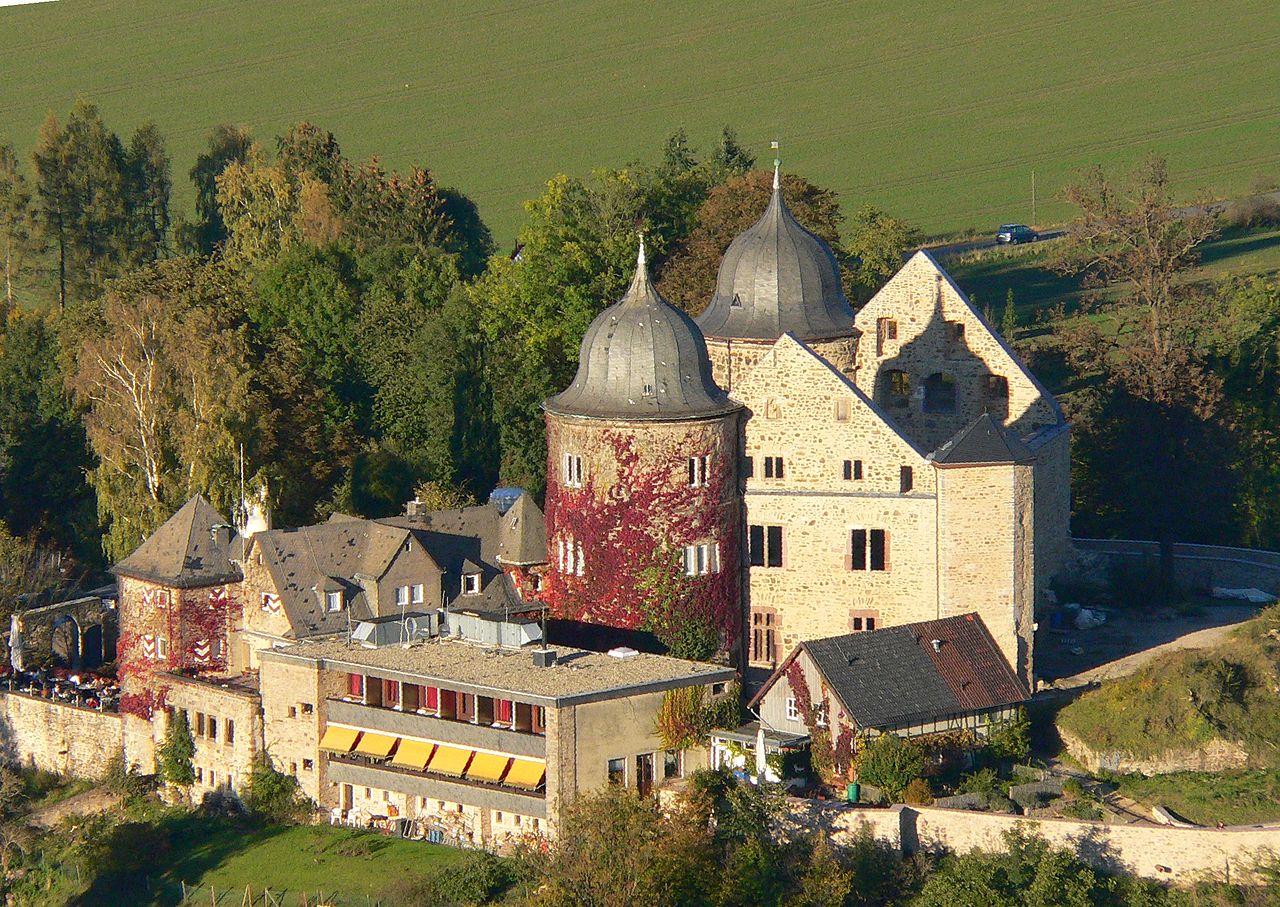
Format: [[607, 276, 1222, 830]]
[[545, 242, 738, 421], [695, 162, 855, 341]]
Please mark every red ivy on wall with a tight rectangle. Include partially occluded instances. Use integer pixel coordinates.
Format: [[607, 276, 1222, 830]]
[[544, 422, 741, 651], [785, 659, 855, 780]]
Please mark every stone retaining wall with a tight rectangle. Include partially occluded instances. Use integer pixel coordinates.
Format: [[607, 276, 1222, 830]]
[[1058, 727, 1250, 776], [1073, 539, 1280, 596], [788, 799, 1278, 886], [0, 691, 121, 778]]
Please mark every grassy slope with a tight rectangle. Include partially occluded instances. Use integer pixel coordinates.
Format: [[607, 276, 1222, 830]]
[[2, 0, 1279, 244]]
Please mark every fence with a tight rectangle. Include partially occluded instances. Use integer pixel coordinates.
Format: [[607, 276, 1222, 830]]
[[1072, 538, 1280, 596], [170, 881, 390, 906]]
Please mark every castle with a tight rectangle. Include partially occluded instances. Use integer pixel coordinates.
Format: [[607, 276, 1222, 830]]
[[8, 166, 1070, 847]]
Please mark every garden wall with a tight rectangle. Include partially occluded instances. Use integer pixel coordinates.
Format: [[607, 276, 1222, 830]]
[[789, 799, 1278, 886], [0, 691, 121, 778], [1073, 539, 1280, 596]]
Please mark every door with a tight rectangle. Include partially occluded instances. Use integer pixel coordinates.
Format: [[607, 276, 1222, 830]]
[[635, 753, 655, 797], [341, 783, 353, 812]]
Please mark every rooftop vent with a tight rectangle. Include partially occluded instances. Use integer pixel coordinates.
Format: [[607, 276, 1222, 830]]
[[608, 646, 640, 659], [533, 648, 557, 668], [931, 639, 942, 652]]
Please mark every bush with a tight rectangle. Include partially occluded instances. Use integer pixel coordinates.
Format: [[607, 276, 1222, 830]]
[[855, 735, 924, 802], [956, 768, 1000, 796], [903, 778, 934, 805], [384, 849, 516, 905], [985, 709, 1031, 763], [243, 753, 313, 824]]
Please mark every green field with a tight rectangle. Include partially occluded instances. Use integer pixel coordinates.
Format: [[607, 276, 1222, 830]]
[[3, 0, 1280, 245]]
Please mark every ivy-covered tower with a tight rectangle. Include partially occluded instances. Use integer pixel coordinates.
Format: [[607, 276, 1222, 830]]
[[543, 243, 744, 659]]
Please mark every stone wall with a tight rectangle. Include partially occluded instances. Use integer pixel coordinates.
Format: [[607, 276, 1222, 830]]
[[790, 800, 1279, 886], [259, 653, 345, 803], [1059, 726, 1250, 776], [161, 674, 263, 796], [1072, 539, 1280, 596], [0, 691, 121, 778]]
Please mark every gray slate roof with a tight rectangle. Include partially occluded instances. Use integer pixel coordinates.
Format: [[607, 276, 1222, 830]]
[[113, 494, 242, 588], [696, 170, 855, 342], [753, 614, 1029, 731], [932, 412, 1034, 465], [545, 246, 738, 422]]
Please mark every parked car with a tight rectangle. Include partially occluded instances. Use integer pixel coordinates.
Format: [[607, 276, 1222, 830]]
[[996, 224, 1038, 244]]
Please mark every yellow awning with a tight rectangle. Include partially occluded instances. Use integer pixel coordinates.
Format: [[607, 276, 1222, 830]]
[[318, 726, 360, 753], [354, 732, 397, 758], [466, 752, 511, 783], [390, 739, 434, 770], [427, 744, 473, 777], [504, 759, 546, 790]]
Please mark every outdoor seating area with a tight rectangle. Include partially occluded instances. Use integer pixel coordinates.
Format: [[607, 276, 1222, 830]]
[[0, 665, 119, 711]]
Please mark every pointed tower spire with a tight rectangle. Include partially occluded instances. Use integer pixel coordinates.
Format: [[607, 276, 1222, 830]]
[[771, 139, 781, 190], [637, 233, 646, 270]]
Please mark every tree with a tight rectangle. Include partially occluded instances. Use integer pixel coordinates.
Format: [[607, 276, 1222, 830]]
[[1052, 154, 1216, 359], [844, 204, 920, 304], [0, 144, 41, 311], [68, 257, 253, 560], [31, 100, 130, 307], [0, 521, 79, 626], [334, 157, 450, 253], [854, 734, 923, 802], [243, 753, 312, 824], [214, 147, 314, 267], [183, 124, 252, 254], [657, 168, 848, 315], [122, 122, 171, 263], [275, 121, 343, 187], [1001, 288, 1018, 339], [789, 834, 853, 907], [158, 710, 195, 787]]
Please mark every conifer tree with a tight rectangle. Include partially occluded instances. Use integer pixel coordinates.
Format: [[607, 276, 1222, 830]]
[[158, 710, 195, 787], [1001, 288, 1018, 339], [0, 145, 41, 311]]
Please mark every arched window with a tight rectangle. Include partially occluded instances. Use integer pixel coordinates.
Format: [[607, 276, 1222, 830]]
[[923, 373, 957, 413], [881, 370, 910, 409]]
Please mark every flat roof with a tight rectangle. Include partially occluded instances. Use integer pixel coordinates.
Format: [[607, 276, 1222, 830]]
[[260, 637, 735, 707]]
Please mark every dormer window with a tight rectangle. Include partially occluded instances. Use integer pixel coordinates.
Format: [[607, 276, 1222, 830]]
[[462, 573, 481, 595], [326, 591, 344, 613]]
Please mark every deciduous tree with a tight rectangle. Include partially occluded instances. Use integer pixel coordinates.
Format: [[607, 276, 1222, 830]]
[[183, 124, 252, 254]]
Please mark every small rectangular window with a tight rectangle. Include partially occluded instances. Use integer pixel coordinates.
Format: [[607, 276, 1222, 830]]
[[208, 717, 218, 741], [785, 697, 800, 722], [396, 585, 410, 606], [684, 542, 720, 576], [302, 759, 313, 771], [326, 590, 343, 613], [607, 757, 626, 786], [301, 703, 313, 715], [763, 456, 784, 479], [834, 398, 851, 421], [900, 466, 914, 494], [749, 524, 765, 567], [850, 611, 879, 633], [411, 583, 425, 604], [743, 456, 754, 478], [870, 529, 887, 571], [196, 713, 206, 736], [842, 459, 864, 481], [688, 454, 711, 488], [563, 453, 584, 487], [383, 679, 401, 709], [851, 529, 868, 571], [225, 719, 235, 744], [663, 750, 682, 779], [462, 573, 481, 594], [347, 673, 364, 699], [766, 525, 783, 568], [876, 317, 898, 355]]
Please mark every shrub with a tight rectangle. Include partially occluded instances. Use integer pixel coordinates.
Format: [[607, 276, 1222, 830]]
[[985, 709, 1031, 763], [243, 753, 313, 824], [957, 768, 1000, 796], [855, 735, 924, 802], [903, 778, 934, 805]]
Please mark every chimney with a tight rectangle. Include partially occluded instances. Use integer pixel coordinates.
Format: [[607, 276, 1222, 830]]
[[241, 486, 272, 540], [210, 524, 232, 548]]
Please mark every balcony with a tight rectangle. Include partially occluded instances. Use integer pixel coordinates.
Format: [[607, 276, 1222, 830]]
[[326, 698, 545, 758], [327, 756, 547, 819]]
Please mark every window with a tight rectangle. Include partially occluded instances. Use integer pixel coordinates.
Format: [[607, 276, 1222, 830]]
[[849, 529, 889, 571], [496, 699, 514, 726], [532, 706, 546, 735], [563, 453, 584, 487], [383, 679, 401, 709], [347, 673, 365, 700], [945, 320, 966, 357], [462, 573, 481, 595], [208, 717, 218, 741], [326, 590, 343, 613], [411, 583, 425, 604], [495, 811, 504, 824], [762, 456, 785, 479], [607, 757, 626, 786], [683, 542, 720, 576], [225, 719, 235, 744], [301, 703, 313, 715], [288, 706, 296, 718], [883, 370, 910, 408], [850, 611, 878, 632], [748, 525, 784, 568], [396, 585, 410, 607], [557, 536, 585, 577], [815, 703, 828, 728], [155, 635, 168, 660], [156, 590, 171, 609], [751, 610, 778, 664], [743, 456, 754, 478], [876, 317, 898, 355], [196, 767, 203, 783], [459, 693, 475, 722], [688, 454, 711, 488], [663, 750, 682, 780], [302, 759, 313, 771], [764, 398, 781, 419], [843, 459, 863, 481], [196, 713, 206, 736], [900, 466, 914, 494], [985, 375, 1009, 399], [923, 373, 957, 413], [834, 398, 851, 422], [785, 697, 800, 722]]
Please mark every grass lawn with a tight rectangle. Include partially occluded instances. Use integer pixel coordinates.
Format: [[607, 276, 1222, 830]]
[[75, 818, 467, 906], [2, 0, 1279, 245], [1115, 769, 1280, 827]]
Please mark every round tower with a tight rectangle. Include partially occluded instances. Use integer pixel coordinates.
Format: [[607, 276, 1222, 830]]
[[544, 243, 744, 658], [695, 164, 860, 390]]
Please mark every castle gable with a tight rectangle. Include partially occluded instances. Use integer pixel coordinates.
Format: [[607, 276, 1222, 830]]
[[113, 494, 242, 589], [853, 251, 1063, 453]]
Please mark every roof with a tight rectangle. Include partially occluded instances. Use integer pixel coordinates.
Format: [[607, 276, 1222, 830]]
[[932, 412, 1035, 466], [251, 519, 415, 637], [113, 494, 242, 588], [261, 635, 735, 707], [696, 167, 855, 342], [752, 613, 1029, 730], [545, 244, 739, 422]]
